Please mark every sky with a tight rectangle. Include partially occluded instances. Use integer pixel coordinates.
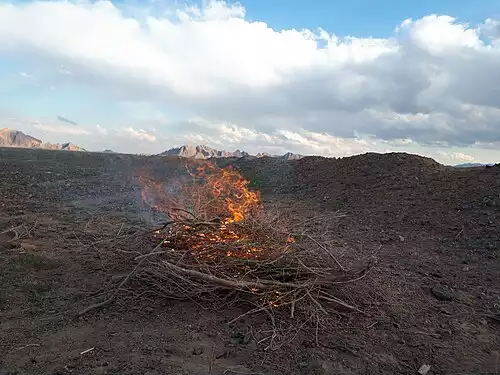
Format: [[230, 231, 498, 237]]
[[1, 0, 500, 164]]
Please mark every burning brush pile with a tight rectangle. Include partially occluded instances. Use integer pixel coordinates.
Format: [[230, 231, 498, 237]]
[[128, 162, 369, 322]]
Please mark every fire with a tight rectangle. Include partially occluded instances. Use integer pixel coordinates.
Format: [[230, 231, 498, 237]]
[[186, 163, 260, 223], [139, 161, 273, 260]]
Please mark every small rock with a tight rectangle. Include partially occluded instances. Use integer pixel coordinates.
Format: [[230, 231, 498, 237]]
[[192, 347, 204, 355], [439, 307, 452, 315], [431, 286, 453, 301], [398, 235, 405, 242], [418, 364, 431, 375], [297, 360, 308, 368]]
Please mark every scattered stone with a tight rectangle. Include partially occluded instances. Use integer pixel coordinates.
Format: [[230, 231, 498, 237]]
[[418, 364, 431, 375], [439, 307, 452, 315], [431, 286, 453, 301], [191, 347, 204, 355]]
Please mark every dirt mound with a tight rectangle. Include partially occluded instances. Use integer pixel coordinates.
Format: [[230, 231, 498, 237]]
[[283, 153, 497, 247]]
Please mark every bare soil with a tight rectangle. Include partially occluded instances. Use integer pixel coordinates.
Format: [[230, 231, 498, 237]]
[[0, 148, 499, 375]]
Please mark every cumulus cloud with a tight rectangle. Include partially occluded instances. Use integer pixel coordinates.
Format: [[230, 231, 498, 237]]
[[18, 71, 35, 80], [436, 151, 475, 162], [95, 124, 108, 135], [120, 127, 156, 142], [32, 122, 91, 135], [479, 18, 500, 44], [0, 1, 500, 158]]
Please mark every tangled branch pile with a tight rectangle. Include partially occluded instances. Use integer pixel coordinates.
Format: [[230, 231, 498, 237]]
[[131, 162, 369, 321]]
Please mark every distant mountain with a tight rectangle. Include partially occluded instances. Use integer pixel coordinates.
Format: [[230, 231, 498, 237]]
[[160, 145, 304, 160], [280, 152, 304, 160], [454, 163, 495, 168], [60, 142, 85, 151], [256, 152, 272, 158], [160, 145, 250, 159], [0, 128, 85, 152], [42, 142, 86, 152], [0, 128, 42, 148]]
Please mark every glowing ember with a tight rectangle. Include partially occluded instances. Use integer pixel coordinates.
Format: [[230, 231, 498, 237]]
[[138, 162, 279, 261], [186, 163, 260, 223]]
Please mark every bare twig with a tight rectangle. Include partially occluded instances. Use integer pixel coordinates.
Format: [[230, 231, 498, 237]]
[[305, 234, 346, 271], [208, 345, 215, 375], [8, 343, 40, 354], [319, 292, 366, 315], [77, 240, 165, 318], [117, 223, 125, 236]]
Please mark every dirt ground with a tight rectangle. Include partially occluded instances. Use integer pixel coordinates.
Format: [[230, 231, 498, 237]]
[[0, 147, 499, 375]]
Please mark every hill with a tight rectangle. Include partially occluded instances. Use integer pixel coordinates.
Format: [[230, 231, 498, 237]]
[[43, 142, 86, 152], [0, 128, 85, 151], [455, 162, 495, 168], [0, 128, 42, 148]]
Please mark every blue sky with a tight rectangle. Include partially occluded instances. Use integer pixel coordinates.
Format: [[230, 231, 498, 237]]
[[1, 0, 500, 163], [232, 0, 500, 36]]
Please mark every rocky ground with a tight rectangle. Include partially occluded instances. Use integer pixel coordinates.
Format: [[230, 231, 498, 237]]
[[0, 147, 499, 375]]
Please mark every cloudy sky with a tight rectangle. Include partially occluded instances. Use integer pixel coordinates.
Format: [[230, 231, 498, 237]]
[[1, 0, 500, 164]]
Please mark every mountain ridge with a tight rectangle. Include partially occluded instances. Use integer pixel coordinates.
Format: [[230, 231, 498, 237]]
[[159, 144, 304, 160], [454, 162, 495, 168], [0, 128, 86, 151]]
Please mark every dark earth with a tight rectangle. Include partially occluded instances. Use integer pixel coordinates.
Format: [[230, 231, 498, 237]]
[[0, 147, 499, 375]]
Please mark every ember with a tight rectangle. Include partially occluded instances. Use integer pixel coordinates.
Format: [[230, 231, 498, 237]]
[[140, 162, 274, 261]]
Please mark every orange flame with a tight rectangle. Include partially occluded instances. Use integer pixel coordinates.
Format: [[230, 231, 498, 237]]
[[186, 163, 261, 223], [138, 162, 286, 261]]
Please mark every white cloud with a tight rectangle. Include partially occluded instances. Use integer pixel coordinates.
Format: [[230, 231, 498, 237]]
[[32, 122, 91, 135], [95, 124, 108, 135], [479, 18, 500, 45], [58, 66, 72, 75], [436, 151, 475, 162], [0, 1, 500, 160], [120, 127, 156, 142], [398, 15, 481, 54], [18, 71, 35, 80]]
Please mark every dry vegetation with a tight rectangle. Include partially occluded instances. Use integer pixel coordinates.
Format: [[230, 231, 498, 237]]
[[79, 162, 371, 349]]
